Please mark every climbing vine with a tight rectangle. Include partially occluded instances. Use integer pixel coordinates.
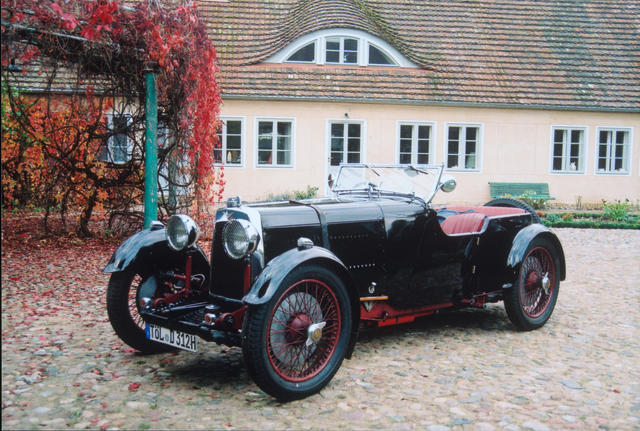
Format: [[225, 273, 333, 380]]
[[1, 0, 223, 235]]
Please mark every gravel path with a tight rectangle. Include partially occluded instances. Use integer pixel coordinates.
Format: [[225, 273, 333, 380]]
[[2, 228, 639, 430]]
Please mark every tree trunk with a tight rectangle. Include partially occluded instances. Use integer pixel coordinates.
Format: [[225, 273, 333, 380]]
[[78, 189, 98, 237]]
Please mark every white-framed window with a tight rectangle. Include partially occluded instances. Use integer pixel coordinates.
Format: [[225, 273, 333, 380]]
[[255, 118, 295, 167], [271, 29, 417, 68], [286, 42, 315, 63], [397, 122, 435, 165], [368, 44, 395, 65], [215, 117, 244, 166], [325, 36, 359, 64], [445, 123, 482, 171], [99, 113, 131, 164], [329, 120, 364, 167], [550, 126, 586, 174], [596, 127, 631, 175]]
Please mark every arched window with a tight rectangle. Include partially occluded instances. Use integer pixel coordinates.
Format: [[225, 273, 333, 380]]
[[270, 29, 417, 68], [368, 44, 394, 65], [286, 42, 315, 63]]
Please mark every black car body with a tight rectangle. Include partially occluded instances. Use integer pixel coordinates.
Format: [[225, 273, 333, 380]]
[[105, 164, 565, 400]]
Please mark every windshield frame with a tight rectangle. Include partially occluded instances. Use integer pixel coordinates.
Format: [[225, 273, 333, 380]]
[[331, 163, 445, 204]]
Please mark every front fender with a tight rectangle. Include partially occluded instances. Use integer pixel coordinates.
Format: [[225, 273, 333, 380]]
[[244, 245, 352, 305], [243, 245, 360, 359], [507, 224, 566, 280], [103, 227, 210, 276], [104, 228, 166, 273]]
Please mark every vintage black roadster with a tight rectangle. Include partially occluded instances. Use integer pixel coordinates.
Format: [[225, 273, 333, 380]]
[[105, 164, 565, 400]]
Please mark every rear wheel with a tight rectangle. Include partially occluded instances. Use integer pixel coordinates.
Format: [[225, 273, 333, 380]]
[[242, 264, 352, 401], [106, 271, 175, 354], [504, 237, 560, 330], [485, 197, 540, 223]]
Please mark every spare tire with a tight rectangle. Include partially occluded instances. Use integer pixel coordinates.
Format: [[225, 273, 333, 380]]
[[484, 197, 541, 223]]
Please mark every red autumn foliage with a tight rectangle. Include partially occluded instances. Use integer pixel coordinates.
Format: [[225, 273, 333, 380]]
[[1, 0, 224, 235], [127, 382, 141, 391]]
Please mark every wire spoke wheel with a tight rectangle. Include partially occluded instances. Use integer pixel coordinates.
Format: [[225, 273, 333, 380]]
[[267, 279, 341, 381], [128, 274, 145, 330], [107, 271, 175, 354], [504, 237, 561, 331], [243, 264, 352, 401], [519, 247, 555, 318]]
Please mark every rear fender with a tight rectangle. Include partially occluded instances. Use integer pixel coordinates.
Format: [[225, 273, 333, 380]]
[[103, 227, 210, 277], [507, 224, 566, 280], [244, 245, 360, 358]]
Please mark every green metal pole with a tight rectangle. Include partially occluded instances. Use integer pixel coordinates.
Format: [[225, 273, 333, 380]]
[[143, 70, 158, 228]]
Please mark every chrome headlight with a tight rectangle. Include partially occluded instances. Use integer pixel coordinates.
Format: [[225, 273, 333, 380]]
[[223, 219, 259, 259], [166, 214, 200, 251]]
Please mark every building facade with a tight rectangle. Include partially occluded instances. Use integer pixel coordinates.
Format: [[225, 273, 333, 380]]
[[201, 0, 640, 205]]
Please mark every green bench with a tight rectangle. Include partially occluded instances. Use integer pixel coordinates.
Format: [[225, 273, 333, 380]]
[[489, 182, 555, 201]]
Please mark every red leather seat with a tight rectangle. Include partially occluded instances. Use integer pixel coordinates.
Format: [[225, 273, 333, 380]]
[[446, 206, 525, 217], [440, 212, 486, 236]]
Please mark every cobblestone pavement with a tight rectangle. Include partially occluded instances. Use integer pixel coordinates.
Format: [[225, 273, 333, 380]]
[[2, 228, 639, 430]]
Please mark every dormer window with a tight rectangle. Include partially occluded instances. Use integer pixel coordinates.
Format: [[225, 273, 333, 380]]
[[368, 45, 393, 65], [274, 29, 417, 68], [325, 37, 358, 64], [286, 42, 315, 63]]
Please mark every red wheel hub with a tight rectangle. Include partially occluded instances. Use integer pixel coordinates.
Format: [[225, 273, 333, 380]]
[[285, 314, 312, 345], [525, 271, 541, 288]]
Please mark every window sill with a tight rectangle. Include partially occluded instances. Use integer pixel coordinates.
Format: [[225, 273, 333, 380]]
[[255, 165, 295, 169], [445, 168, 481, 173], [594, 170, 630, 176], [550, 170, 586, 175], [214, 163, 244, 168]]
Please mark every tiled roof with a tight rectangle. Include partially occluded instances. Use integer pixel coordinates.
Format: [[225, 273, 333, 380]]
[[199, 0, 640, 112]]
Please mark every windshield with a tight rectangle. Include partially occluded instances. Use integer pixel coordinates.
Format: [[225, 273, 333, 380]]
[[331, 164, 445, 203]]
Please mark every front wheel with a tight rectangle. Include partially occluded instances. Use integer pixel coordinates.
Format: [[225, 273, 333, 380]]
[[106, 271, 175, 354], [242, 264, 352, 401], [504, 237, 560, 331]]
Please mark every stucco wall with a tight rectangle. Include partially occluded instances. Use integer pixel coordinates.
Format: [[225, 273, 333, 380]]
[[217, 99, 640, 206]]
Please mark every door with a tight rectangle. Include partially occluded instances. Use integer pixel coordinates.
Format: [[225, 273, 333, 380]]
[[327, 121, 363, 193]]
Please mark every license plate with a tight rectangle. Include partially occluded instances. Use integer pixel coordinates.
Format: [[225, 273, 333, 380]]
[[146, 323, 198, 353]]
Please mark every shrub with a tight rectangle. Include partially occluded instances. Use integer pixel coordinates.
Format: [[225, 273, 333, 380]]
[[602, 199, 631, 222], [263, 186, 319, 202], [545, 213, 561, 223], [540, 210, 639, 229], [294, 186, 319, 200], [520, 191, 548, 210]]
